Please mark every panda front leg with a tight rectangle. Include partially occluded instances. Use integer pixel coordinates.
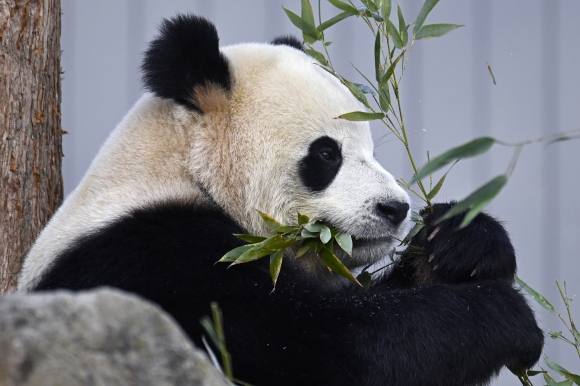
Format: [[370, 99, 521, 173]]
[[388, 202, 520, 286]]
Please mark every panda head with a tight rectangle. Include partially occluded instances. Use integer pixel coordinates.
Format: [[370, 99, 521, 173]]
[[142, 14, 411, 276]]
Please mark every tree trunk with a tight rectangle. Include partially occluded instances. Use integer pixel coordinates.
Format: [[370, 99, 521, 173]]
[[0, 0, 63, 293]]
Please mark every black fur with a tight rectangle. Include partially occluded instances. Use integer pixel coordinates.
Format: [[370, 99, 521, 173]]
[[271, 35, 304, 51], [34, 201, 543, 386], [141, 14, 231, 112], [299, 136, 343, 192]]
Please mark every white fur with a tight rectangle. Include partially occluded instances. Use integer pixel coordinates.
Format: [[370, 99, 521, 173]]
[[18, 43, 410, 291]]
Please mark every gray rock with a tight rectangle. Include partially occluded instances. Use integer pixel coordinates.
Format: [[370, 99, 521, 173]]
[[0, 288, 229, 386]]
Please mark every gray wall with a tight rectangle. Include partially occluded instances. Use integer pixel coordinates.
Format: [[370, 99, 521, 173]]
[[60, 1, 580, 383]]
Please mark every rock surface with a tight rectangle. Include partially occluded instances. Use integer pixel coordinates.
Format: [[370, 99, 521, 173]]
[[0, 288, 229, 386]]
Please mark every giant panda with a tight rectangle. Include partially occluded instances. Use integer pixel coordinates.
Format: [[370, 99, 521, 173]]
[[18, 14, 542, 386]]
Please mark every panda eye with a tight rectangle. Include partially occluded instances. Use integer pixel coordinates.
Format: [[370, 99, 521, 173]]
[[319, 148, 335, 161]]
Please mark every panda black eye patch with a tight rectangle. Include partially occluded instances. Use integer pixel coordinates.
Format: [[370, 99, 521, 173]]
[[299, 136, 343, 192]]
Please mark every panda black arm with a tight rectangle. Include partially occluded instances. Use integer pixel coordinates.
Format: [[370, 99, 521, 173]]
[[33, 202, 542, 386]]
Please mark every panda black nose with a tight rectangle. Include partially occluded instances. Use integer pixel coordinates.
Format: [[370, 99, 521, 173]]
[[376, 201, 409, 226]]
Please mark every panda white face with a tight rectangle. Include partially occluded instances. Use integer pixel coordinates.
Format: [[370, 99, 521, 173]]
[[189, 43, 411, 272]]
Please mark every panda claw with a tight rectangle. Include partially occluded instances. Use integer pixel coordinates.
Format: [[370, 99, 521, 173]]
[[471, 269, 477, 277], [428, 254, 435, 263], [433, 264, 439, 271], [428, 227, 440, 242]]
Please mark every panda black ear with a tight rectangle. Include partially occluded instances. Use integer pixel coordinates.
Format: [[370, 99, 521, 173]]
[[141, 14, 231, 113], [270, 35, 305, 52]]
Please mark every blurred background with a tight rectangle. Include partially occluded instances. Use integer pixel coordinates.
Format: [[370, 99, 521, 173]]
[[60, 1, 580, 383]]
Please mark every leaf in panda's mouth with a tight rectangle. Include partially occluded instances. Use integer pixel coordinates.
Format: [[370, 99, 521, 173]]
[[217, 211, 361, 290]]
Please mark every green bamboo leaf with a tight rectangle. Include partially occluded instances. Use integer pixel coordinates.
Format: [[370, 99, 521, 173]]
[[487, 63, 497, 85], [343, 79, 370, 107], [335, 233, 353, 255], [301, 0, 317, 44], [515, 275, 558, 315], [269, 250, 284, 287], [283, 8, 321, 41], [305, 222, 323, 232], [526, 370, 547, 377], [296, 238, 317, 257], [337, 111, 385, 121], [304, 47, 329, 65], [397, 6, 408, 47], [414, 0, 439, 36], [320, 225, 332, 244], [319, 245, 361, 286], [301, 229, 319, 238], [276, 225, 299, 234], [378, 84, 391, 112], [411, 137, 495, 182], [388, 21, 403, 49], [298, 213, 310, 225], [415, 23, 464, 40], [436, 175, 507, 225], [327, 0, 359, 15], [217, 245, 254, 263], [318, 11, 353, 32], [544, 354, 569, 376], [402, 222, 424, 244], [562, 371, 580, 384], [374, 30, 381, 82], [380, 0, 392, 18], [361, 0, 378, 12], [258, 210, 283, 231], [233, 234, 267, 243], [426, 173, 446, 200], [356, 271, 372, 290], [546, 134, 580, 147], [231, 235, 296, 265], [380, 50, 404, 85]]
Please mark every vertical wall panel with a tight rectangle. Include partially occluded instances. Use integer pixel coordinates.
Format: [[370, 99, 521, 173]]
[[57, 2, 580, 384]]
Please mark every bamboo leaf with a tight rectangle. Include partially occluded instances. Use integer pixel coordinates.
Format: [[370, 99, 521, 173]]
[[397, 6, 408, 47], [320, 225, 332, 244], [318, 11, 353, 31], [374, 30, 381, 82], [436, 175, 507, 226], [360, 0, 378, 13], [335, 233, 353, 255], [319, 245, 361, 286], [217, 245, 254, 263], [544, 354, 569, 376], [414, 0, 439, 36], [233, 234, 267, 243], [298, 213, 310, 225], [388, 21, 404, 49], [426, 173, 446, 200], [232, 235, 296, 265], [546, 134, 580, 147], [357, 271, 372, 290], [337, 111, 385, 121], [343, 79, 370, 107], [415, 23, 464, 40], [562, 371, 580, 384], [327, 0, 359, 15], [380, 0, 392, 18], [301, 0, 317, 44], [304, 47, 329, 65], [283, 8, 321, 41], [411, 137, 495, 182], [380, 51, 404, 85], [515, 275, 558, 315], [305, 222, 324, 232], [269, 250, 284, 287], [258, 210, 283, 231], [379, 84, 391, 112], [301, 229, 319, 238], [296, 238, 317, 257], [402, 222, 424, 244]]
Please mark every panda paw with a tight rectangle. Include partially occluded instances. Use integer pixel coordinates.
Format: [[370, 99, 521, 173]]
[[405, 202, 517, 285]]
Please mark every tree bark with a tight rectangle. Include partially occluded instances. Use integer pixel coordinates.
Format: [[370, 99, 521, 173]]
[[0, 0, 63, 293]]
